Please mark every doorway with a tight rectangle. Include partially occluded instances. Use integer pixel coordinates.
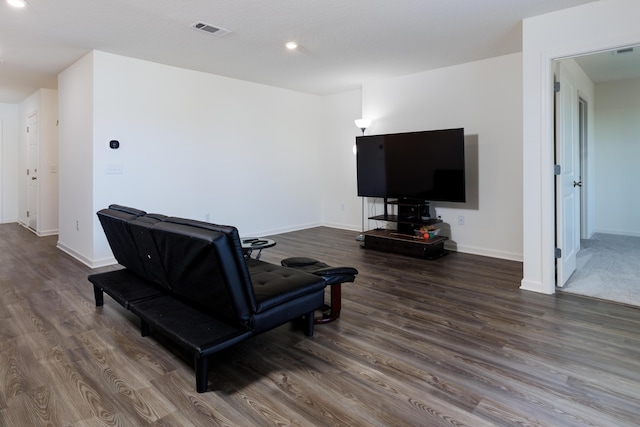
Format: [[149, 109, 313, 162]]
[[555, 46, 640, 305]]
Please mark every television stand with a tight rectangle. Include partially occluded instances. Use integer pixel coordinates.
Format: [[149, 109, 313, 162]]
[[362, 229, 447, 260], [368, 198, 435, 232], [362, 199, 447, 259]]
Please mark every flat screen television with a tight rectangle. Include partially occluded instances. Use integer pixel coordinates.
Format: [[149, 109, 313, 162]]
[[356, 128, 466, 202]]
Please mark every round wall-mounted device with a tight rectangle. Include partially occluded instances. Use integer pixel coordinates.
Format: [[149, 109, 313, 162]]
[[109, 140, 120, 149]]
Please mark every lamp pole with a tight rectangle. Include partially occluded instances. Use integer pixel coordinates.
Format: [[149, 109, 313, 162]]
[[354, 119, 371, 242]]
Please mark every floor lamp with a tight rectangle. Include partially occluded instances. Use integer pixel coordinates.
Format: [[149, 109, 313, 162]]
[[354, 119, 371, 242], [356, 197, 365, 241]]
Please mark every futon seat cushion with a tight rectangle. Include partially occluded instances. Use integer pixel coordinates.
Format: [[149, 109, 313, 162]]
[[129, 295, 252, 357], [246, 259, 327, 312], [88, 268, 166, 309]]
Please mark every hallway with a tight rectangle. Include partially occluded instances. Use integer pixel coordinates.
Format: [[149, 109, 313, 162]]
[[559, 233, 640, 307]]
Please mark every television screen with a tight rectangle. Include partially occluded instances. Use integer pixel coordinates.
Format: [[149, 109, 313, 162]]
[[356, 128, 466, 202]]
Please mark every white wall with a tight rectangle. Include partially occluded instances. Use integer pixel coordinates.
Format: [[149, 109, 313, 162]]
[[57, 52, 95, 265], [594, 77, 640, 237], [39, 89, 59, 235], [320, 89, 363, 233], [59, 51, 326, 266], [522, 0, 640, 294], [0, 103, 19, 223], [0, 118, 2, 222], [49, 0, 638, 272], [362, 53, 524, 260]]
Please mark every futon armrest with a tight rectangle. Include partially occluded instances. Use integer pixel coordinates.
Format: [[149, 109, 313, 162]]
[[280, 257, 358, 285], [311, 266, 359, 276]]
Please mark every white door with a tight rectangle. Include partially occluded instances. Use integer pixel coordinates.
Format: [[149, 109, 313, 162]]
[[555, 62, 581, 287], [27, 114, 38, 230]]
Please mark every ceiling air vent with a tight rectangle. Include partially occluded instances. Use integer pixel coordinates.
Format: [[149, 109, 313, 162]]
[[615, 47, 634, 55], [190, 22, 231, 37]]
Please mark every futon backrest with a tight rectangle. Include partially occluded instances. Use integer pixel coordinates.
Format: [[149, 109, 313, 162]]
[[108, 204, 147, 217], [150, 218, 255, 325], [127, 214, 171, 291], [97, 207, 147, 278]]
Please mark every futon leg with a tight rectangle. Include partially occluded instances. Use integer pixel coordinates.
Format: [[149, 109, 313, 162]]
[[93, 285, 104, 306], [315, 284, 342, 324], [140, 320, 150, 337], [195, 356, 209, 393], [304, 311, 315, 337]]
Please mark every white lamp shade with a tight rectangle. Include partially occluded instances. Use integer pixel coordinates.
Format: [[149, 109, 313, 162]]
[[354, 119, 371, 129]]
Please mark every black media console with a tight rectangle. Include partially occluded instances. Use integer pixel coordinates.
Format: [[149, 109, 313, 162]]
[[361, 199, 447, 260]]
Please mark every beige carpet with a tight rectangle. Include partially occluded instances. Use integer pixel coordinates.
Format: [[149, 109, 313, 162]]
[[558, 233, 640, 307]]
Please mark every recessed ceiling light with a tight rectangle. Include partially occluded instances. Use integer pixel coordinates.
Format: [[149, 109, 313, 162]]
[[7, 0, 27, 8], [285, 41, 298, 50]]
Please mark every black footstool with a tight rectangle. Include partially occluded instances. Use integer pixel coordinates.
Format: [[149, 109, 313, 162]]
[[281, 257, 358, 324]]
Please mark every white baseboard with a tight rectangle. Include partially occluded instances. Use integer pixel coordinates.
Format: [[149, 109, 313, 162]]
[[520, 278, 555, 294], [36, 228, 58, 237], [56, 241, 116, 269], [444, 242, 523, 262], [594, 228, 640, 238], [249, 222, 322, 238], [321, 221, 361, 233]]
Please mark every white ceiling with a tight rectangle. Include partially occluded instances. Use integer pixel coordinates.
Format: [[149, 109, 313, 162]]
[[0, 0, 601, 104], [573, 45, 640, 83]]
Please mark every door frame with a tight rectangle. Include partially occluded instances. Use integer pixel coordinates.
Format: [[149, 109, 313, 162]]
[[578, 97, 590, 240]]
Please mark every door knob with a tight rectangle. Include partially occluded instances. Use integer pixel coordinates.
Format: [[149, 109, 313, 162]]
[[32, 177, 37, 180], [573, 180, 582, 187]]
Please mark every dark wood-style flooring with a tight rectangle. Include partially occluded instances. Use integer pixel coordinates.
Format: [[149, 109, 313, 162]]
[[1, 223, 639, 426]]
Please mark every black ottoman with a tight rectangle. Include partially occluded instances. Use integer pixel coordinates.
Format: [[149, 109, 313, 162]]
[[281, 257, 358, 324]]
